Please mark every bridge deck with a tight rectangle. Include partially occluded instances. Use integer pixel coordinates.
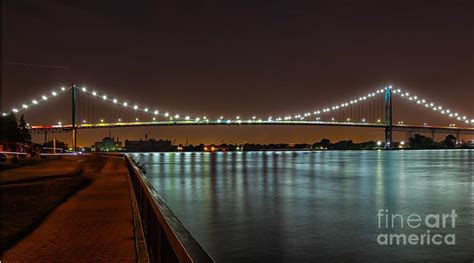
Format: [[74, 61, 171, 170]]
[[28, 121, 474, 135]]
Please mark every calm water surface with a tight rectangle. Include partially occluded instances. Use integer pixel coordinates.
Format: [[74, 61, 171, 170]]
[[133, 150, 474, 262]]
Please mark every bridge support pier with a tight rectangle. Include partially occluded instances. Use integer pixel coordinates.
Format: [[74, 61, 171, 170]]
[[405, 130, 413, 144], [44, 130, 48, 144]]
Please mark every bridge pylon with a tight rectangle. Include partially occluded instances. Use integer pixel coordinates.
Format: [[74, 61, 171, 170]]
[[384, 87, 393, 149], [72, 84, 77, 151]]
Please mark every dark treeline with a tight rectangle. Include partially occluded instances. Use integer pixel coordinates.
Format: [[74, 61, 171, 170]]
[[0, 113, 31, 142]]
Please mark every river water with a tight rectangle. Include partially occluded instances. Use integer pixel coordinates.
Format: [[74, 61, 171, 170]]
[[133, 150, 474, 262]]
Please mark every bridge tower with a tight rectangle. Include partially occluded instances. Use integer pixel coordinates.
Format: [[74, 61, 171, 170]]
[[384, 87, 393, 149], [72, 84, 77, 151]]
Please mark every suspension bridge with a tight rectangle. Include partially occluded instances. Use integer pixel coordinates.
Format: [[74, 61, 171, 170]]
[[4, 84, 474, 150]]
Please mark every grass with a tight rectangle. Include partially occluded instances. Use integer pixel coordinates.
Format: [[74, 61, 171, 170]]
[[0, 156, 107, 253]]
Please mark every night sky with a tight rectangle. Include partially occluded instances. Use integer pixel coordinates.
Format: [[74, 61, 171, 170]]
[[2, 1, 473, 146]]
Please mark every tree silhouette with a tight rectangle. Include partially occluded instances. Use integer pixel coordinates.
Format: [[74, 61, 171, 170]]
[[18, 114, 32, 142]]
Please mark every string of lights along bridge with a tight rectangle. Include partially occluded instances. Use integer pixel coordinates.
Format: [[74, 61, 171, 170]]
[[4, 84, 474, 150]]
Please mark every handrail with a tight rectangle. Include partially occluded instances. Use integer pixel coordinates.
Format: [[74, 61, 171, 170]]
[[124, 154, 213, 263]]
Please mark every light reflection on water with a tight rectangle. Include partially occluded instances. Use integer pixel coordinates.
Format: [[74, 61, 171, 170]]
[[133, 150, 474, 262]]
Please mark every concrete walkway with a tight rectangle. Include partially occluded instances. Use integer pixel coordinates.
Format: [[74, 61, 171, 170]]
[[2, 157, 136, 262]]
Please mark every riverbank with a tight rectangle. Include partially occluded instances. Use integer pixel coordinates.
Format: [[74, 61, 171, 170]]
[[2, 156, 137, 261], [0, 156, 106, 252]]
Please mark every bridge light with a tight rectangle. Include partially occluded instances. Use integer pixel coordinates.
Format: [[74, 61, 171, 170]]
[[61, 87, 66, 91], [100, 119, 104, 123], [92, 91, 97, 96], [377, 119, 381, 123], [154, 110, 158, 115], [134, 105, 138, 110], [58, 121, 62, 125], [82, 87, 87, 92], [454, 113, 458, 116], [164, 112, 169, 117], [113, 99, 117, 103], [462, 116, 467, 120], [400, 141, 405, 146], [135, 118, 139, 121], [362, 118, 366, 122], [236, 116, 240, 120], [174, 114, 179, 119], [82, 120, 87, 123], [42, 95, 48, 100], [471, 119, 474, 123], [123, 102, 128, 107], [152, 117, 156, 121], [12, 108, 18, 112], [346, 118, 351, 122], [377, 141, 382, 146], [118, 118, 122, 122], [52, 91, 57, 96], [2, 113, 7, 116], [144, 108, 148, 112], [196, 117, 201, 121], [185, 116, 190, 120], [102, 95, 107, 100], [32, 100, 38, 104]]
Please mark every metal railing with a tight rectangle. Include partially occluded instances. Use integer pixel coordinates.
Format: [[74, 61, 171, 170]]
[[124, 155, 213, 263]]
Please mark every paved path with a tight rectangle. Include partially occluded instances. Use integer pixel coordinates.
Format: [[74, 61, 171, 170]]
[[2, 157, 136, 262]]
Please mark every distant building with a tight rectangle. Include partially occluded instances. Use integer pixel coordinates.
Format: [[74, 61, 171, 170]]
[[125, 138, 172, 152], [91, 136, 122, 152]]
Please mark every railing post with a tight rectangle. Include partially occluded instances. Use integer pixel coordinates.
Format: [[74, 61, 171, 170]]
[[384, 87, 393, 149]]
